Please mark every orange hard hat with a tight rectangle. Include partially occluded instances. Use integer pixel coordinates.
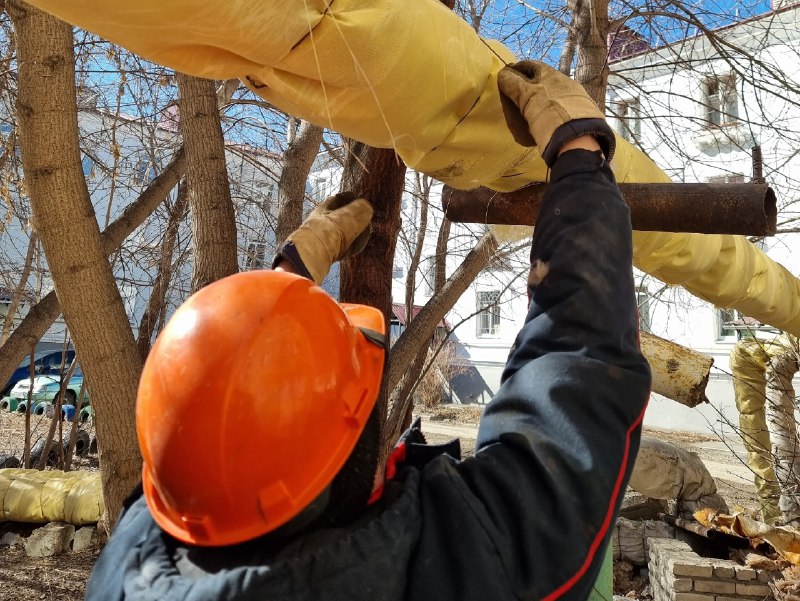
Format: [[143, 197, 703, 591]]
[[137, 271, 386, 547]]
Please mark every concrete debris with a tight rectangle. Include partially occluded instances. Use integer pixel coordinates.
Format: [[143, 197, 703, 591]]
[[24, 522, 75, 557], [0, 532, 23, 547], [72, 526, 98, 552]]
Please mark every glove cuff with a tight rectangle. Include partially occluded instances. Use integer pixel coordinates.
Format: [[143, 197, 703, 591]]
[[272, 241, 315, 282], [541, 118, 616, 168]]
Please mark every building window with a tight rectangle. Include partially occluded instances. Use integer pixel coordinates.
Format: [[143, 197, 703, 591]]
[[717, 308, 740, 341], [423, 256, 437, 296], [707, 173, 745, 184], [476, 290, 501, 337], [314, 177, 327, 199], [133, 157, 155, 185], [704, 75, 738, 127], [256, 182, 274, 213], [636, 287, 651, 333], [244, 242, 266, 270], [614, 98, 641, 142], [392, 265, 405, 279]]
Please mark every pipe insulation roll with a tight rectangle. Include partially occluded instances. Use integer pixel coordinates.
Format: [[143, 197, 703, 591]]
[[640, 332, 712, 407], [22, 0, 800, 335], [0, 469, 103, 524]]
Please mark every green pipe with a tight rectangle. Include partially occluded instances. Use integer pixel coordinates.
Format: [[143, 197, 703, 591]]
[[588, 544, 614, 601]]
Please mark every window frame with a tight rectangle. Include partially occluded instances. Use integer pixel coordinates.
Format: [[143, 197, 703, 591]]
[[244, 241, 267, 271], [716, 307, 740, 342], [615, 97, 641, 143], [704, 74, 738, 127], [707, 173, 745, 184], [636, 286, 652, 334], [476, 290, 501, 338]]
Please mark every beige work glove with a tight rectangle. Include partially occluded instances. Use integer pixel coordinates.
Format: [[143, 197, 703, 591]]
[[274, 192, 373, 285], [497, 60, 616, 166]]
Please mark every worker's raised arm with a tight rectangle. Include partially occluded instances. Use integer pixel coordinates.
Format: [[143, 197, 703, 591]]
[[272, 192, 373, 284], [407, 63, 651, 601]]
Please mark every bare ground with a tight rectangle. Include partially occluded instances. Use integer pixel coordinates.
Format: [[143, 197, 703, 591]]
[[0, 543, 100, 601], [0, 412, 98, 600], [0, 405, 762, 600]]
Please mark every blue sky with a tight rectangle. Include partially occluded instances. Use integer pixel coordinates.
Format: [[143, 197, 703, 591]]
[[476, 0, 774, 64]]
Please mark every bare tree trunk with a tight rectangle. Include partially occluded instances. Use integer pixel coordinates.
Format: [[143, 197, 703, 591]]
[[559, 5, 577, 76], [63, 378, 86, 471], [572, 0, 610, 107], [405, 175, 429, 322], [21, 346, 34, 468], [399, 177, 436, 433], [387, 232, 498, 394], [275, 120, 324, 246], [176, 73, 238, 292], [339, 141, 407, 456], [35, 356, 78, 470], [387, 232, 499, 448], [386, 235, 499, 447], [1, 231, 36, 344], [0, 148, 186, 394], [395, 350, 427, 436], [137, 180, 189, 360], [434, 218, 451, 293], [9, 0, 142, 526]]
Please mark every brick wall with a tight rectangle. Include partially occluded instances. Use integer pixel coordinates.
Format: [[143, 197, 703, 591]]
[[648, 538, 775, 601]]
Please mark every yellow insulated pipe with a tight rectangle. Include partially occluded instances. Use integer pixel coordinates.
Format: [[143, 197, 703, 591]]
[[26, 0, 800, 335]]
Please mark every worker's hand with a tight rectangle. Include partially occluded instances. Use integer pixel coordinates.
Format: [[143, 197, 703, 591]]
[[273, 192, 374, 284], [497, 60, 616, 166]]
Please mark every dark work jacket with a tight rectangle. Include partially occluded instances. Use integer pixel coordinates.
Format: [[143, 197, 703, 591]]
[[86, 150, 651, 601]]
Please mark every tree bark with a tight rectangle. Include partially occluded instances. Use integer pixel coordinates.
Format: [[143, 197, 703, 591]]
[[399, 177, 436, 433], [339, 141, 407, 455], [9, 0, 142, 526], [275, 120, 324, 246], [176, 73, 238, 292], [573, 0, 610, 107], [433, 218, 451, 294], [559, 6, 577, 76], [136, 179, 189, 360], [1, 231, 36, 344], [0, 147, 186, 396], [340, 142, 407, 321]]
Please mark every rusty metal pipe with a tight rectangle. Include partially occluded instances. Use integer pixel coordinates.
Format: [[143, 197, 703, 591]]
[[442, 183, 777, 236], [658, 513, 717, 539]]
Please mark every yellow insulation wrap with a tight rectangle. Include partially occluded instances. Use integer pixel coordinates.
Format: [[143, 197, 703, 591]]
[[0, 469, 103, 525], [24, 0, 800, 335]]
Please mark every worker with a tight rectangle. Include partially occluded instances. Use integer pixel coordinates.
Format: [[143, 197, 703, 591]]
[[730, 333, 800, 525], [83, 61, 651, 600]]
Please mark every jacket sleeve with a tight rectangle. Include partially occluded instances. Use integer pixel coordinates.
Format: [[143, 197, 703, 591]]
[[411, 149, 651, 601]]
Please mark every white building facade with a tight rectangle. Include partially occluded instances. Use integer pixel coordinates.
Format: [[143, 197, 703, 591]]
[[380, 3, 800, 435], [607, 3, 800, 433]]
